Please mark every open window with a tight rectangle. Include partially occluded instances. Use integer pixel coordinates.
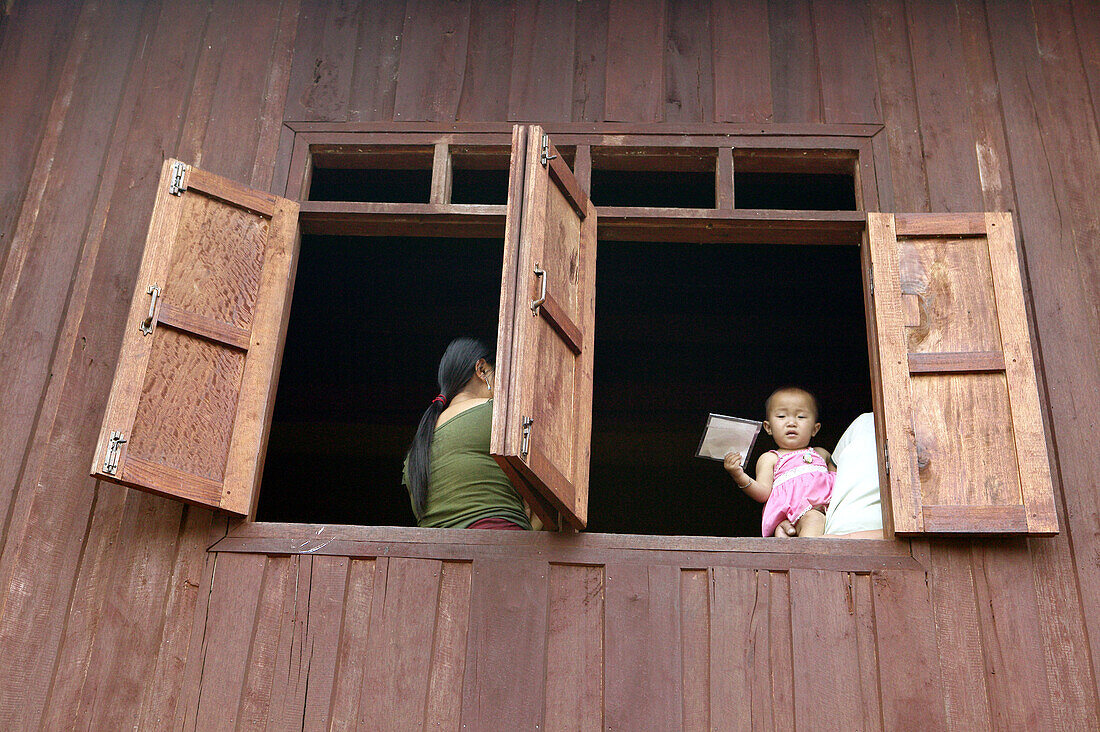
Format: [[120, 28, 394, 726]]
[[91, 127, 1058, 538]]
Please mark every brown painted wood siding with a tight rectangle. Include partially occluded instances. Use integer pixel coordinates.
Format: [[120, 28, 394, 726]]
[[0, 0, 1098, 728]]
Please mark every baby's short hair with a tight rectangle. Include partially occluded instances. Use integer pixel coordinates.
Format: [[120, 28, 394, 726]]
[[764, 386, 820, 420]]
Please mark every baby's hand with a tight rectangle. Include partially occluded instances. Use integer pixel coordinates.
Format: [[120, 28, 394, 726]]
[[723, 451, 746, 478]]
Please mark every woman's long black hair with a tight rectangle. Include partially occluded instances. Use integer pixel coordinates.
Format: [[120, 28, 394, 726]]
[[405, 337, 495, 518]]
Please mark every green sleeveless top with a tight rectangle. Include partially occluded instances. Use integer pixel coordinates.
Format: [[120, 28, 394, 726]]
[[403, 400, 532, 529]]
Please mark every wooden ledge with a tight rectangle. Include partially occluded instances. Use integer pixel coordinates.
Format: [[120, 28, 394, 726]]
[[212, 522, 920, 572]]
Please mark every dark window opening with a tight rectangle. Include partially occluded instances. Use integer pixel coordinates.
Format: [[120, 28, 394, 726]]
[[588, 240, 872, 537], [307, 146, 434, 202], [734, 172, 857, 210], [257, 235, 503, 525], [591, 147, 717, 208]]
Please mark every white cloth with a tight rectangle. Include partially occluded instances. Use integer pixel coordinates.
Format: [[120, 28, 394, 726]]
[[823, 413, 883, 535]]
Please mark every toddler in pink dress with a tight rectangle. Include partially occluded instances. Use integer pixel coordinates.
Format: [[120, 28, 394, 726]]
[[724, 386, 836, 537]]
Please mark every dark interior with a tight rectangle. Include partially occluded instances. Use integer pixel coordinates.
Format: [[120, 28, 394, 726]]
[[258, 234, 871, 536], [591, 169, 717, 208], [735, 172, 857, 210], [451, 168, 509, 205], [307, 167, 432, 202]]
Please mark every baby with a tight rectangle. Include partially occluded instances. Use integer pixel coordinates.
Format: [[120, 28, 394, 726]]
[[725, 386, 836, 537]]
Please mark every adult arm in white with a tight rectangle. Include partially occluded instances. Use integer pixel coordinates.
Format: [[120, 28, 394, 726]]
[[823, 413, 884, 538]]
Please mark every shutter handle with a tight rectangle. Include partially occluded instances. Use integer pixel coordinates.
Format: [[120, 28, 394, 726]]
[[140, 284, 160, 335], [531, 265, 546, 312]]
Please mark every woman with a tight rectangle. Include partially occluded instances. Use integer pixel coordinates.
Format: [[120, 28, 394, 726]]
[[402, 337, 532, 530]]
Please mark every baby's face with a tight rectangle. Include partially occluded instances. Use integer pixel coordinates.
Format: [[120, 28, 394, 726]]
[[764, 391, 820, 450]]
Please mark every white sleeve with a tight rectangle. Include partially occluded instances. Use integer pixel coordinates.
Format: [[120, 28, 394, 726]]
[[824, 413, 883, 535]]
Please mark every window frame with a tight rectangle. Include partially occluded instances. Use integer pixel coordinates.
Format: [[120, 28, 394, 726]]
[[226, 121, 904, 557]]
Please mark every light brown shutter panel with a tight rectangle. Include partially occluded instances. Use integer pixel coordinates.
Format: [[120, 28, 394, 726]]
[[868, 212, 1057, 535], [492, 125, 596, 530], [90, 159, 298, 516]]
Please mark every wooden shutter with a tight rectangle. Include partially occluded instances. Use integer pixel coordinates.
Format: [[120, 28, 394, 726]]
[[90, 159, 298, 516], [868, 212, 1057, 535], [492, 125, 596, 530]]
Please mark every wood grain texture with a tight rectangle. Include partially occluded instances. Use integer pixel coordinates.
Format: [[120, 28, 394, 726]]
[[508, 0, 576, 122], [708, 567, 773, 730], [789, 570, 865, 730], [572, 0, 609, 122], [605, 0, 664, 122], [393, 0, 472, 122], [461, 558, 549, 730], [812, 0, 880, 124], [604, 563, 681, 730], [711, 0, 772, 123], [680, 569, 710, 730], [347, 0, 406, 121], [424, 561, 473, 729], [664, 0, 714, 124], [456, 0, 516, 121], [543, 563, 603, 731], [283, 0, 363, 122], [329, 558, 376, 731], [767, 0, 820, 123]]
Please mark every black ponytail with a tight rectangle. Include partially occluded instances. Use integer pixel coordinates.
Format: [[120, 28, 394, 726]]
[[405, 337, 495, 518]]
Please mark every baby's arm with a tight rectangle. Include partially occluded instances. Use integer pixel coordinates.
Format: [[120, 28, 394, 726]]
[[725, 451, 776, 503], [814, 446, 837, 472]]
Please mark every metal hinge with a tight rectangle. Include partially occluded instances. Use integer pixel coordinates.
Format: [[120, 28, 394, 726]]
[[868, 264, 874, 296], [103, 430, 127, 475], [521, 416, 534, 457], [169, 160, 188, 196], [539, 134, 556, 167], [883, 439, 890, 475]]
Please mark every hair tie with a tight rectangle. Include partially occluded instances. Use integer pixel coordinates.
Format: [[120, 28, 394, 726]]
[[432, 394, 446, 405]]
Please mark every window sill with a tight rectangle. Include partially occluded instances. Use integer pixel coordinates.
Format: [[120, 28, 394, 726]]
[[212, 522, 920, 573]]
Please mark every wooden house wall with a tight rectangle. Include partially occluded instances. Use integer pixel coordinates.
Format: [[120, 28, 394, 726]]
[[0, 0, 1098, 728]]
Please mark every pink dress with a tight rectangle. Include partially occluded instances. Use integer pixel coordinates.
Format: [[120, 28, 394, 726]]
[[761, 448, 835, 537]]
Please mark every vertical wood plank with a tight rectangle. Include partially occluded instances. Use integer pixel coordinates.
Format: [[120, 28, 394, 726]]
[[283, 0, 363, 122], [0, 0, 81, 272], [359, 557, 442, 728], [868, 0, 930, 212], [329, 558, 377, 732], [664, 0, 714, 123], [708, 566, 762, 731], [192, 552, 269, 731], [572, 0, 609, 122], [604, 0, 665, 122], [393, 0, 472, 122], [604, 563, 681, 730], [789, 570, 863, 730], [904, 0, 982, 211], [424, 561, 474, 730], [970, 541, 1054, 730], [236, 555, 295, 729], [508, 0, 576, 122], [347, 0, 406, 121], [871, 569, 946, 729], [680, 569, 710, 731], [456, 0, 516, 121], [812, 0, 881, 123], [460, 558, 549, 730], [300, 555, 351, 731], [928, 544, 992, 728], [711, 0, 772, 123], [767, 0, 821, 123], [851, 574, 883, 731], [766, 571, 795, 732], [543, 564, 603, 732]]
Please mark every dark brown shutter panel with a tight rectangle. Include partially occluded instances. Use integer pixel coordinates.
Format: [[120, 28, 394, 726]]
[[90, 159, 298, 516], [869, 212, 1057, 535], [492, 125, 596, 530]]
